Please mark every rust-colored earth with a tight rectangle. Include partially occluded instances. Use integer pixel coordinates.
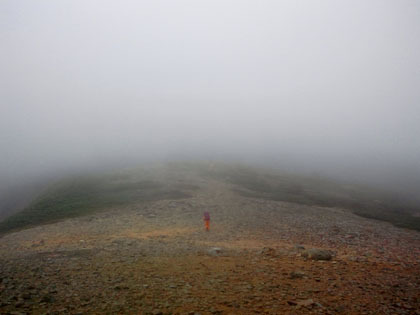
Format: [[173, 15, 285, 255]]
[[1, 180, 419, 314]]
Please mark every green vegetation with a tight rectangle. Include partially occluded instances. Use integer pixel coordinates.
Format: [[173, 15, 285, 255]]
[[0, 170, 193, 236], [204, 164, 420, 231], [1, 162, 419, 235]]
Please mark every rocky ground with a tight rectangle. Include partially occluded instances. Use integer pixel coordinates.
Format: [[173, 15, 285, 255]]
[[1, 177, 419, 314]]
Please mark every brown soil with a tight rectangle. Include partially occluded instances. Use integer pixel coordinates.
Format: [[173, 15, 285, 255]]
[[1, 179, 419, 314]]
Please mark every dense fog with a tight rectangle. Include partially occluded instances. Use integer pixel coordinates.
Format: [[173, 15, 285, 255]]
[[1, 0, 419, 215]]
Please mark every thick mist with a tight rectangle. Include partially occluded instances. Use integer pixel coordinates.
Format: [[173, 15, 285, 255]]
[[1, 0, 420, 215]]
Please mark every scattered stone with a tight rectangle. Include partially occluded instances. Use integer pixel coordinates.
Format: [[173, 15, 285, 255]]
[[209, 307, 222, 314], [31, 240, 45, 247], [1, 170, 419, 314], [290, 271, 306, 279], [297, 298, 316, 308], [21, 293, 31, 300], [288, 299, 320, 309], [208, 247, 223, 256], [294, 244, 305, 251], [302, 248, 332, 261], [335, 305, 347, 313], [260, 247, 276, 257], [40, 295, 53, 303]]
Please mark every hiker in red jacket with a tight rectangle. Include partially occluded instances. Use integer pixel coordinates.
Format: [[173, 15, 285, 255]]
[[203, 211, 210, 231]]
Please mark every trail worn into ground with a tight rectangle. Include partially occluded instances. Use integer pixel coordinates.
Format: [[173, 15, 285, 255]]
[[1, 178, 419, 314]]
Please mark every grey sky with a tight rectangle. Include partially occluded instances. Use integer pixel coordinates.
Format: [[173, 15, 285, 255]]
[[1, 0, 419, 191]]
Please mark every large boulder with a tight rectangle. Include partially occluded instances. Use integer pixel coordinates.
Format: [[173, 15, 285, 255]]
[[302, 248, 332, 261]]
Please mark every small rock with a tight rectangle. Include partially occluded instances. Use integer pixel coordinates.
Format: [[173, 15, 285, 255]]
[[40, 295, 53, 303], [402, 303, 413, 310], [294, 244, 305, 251], [209, 307, 222, 314], [21, 293, 31, 300], [290, 271, 306, 279], [302, 248, 332, 261], [208, 247, 223, 256], [335, 305, 347, 313], [260, 247, 276, 257], [31, 239, 45, 247], [297, 298, 316, 308]]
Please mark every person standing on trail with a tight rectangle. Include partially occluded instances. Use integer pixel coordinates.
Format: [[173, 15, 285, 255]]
[[203, 211, 210, 231]]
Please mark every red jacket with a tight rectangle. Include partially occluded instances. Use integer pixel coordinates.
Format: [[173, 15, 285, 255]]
[[203, 212, 210, 221]]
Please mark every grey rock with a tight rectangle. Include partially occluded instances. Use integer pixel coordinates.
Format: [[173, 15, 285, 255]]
[[302, 248, 332, 261], [40, 294, 54, 303], [294, 244, 305, 251], [208, 247, 223, 256], [259, 247, 276, 257], [290, 271, 306, 279]]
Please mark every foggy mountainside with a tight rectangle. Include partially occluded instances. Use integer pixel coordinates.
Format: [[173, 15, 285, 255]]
[[1, 0, 420, 314], [1, 163, 420, 237], [1, 163, 419, 314]]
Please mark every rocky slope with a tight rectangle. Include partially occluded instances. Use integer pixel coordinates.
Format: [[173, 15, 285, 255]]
[[0, 170, 419, 314]]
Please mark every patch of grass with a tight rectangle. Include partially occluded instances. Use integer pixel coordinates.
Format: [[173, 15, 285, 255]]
[[216, 165, 420, 232], [352, 208, 420, 231], [0, 172, 192, 236]]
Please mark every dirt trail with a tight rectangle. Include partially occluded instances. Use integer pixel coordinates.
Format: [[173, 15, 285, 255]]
[[1, 178, 419, 314]]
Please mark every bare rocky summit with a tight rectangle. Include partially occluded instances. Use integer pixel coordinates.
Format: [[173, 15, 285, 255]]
[[0, 167, 419, 314]]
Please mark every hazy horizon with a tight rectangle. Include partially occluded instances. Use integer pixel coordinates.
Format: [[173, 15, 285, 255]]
[[1, 0, 420, 213]]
